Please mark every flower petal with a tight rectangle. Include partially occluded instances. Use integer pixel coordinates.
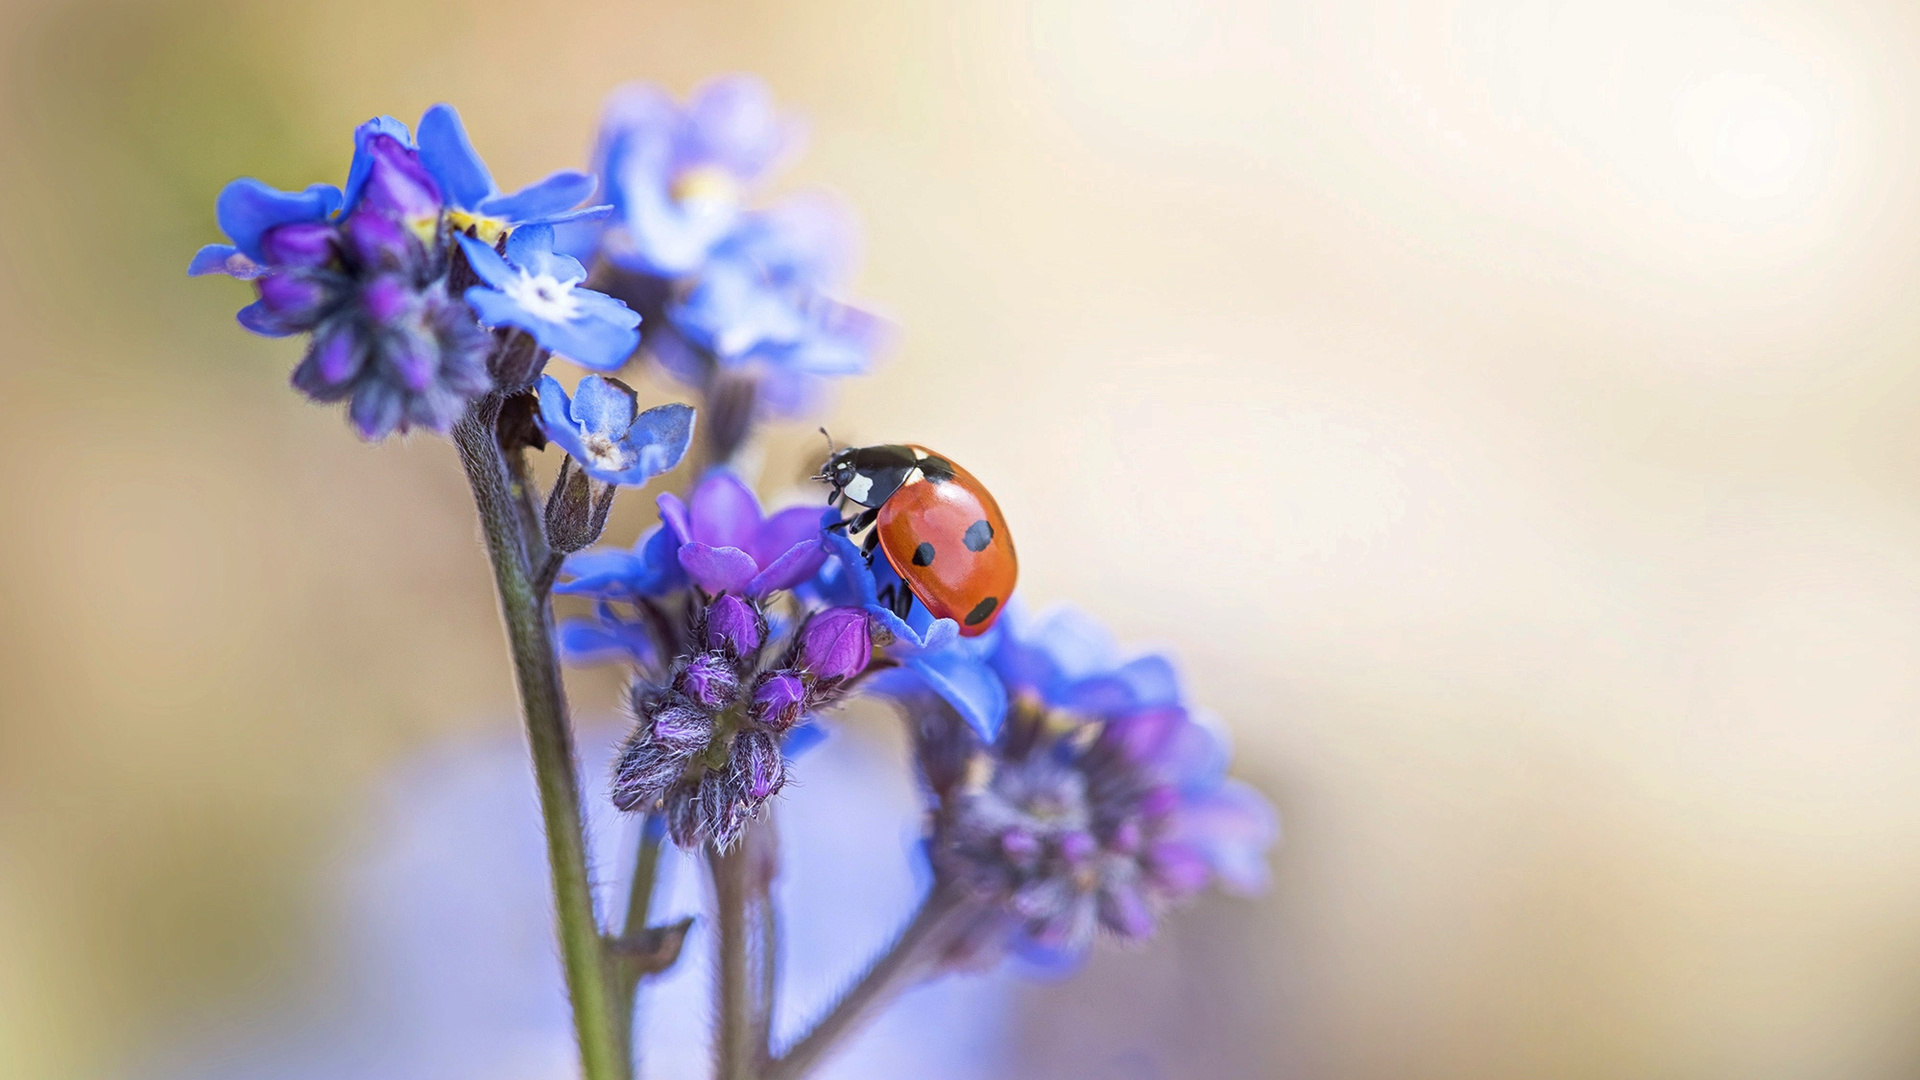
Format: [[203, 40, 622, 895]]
[[503, 224, 586, 284], [906, 648, 1007, 741], [686, 472, 762, 550], [455, 234, 516, 291], [533, 374, 592, 462], [567, 375, 639, 437], [481, 171, 597, 223], [747, 538, 825, 597], [340, 115, 414, 216], [749, 505, 826, 570], [604, 402, 695, 486], [656, 492, 693, 545], [676, 543, 758, 595], [415, 103, 496, 211], [215, 179, 342, 260], [187, 243, 263, 279]]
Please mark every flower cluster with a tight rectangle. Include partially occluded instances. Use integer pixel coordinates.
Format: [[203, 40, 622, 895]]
[[575, 76, 890, 460], [562, 472, 874, 848], [913, 607, 1277, 964], [192, 106, 641, 438], [193, 74, 1280, 1076]]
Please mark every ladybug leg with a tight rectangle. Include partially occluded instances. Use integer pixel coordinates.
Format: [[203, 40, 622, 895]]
[[861, 526, 882, 560], [828, 506, 879, 535], [874, 579, 916, 622]]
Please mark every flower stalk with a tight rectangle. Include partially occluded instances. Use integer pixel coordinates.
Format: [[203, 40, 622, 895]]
[[453, 395, 628, 1080]]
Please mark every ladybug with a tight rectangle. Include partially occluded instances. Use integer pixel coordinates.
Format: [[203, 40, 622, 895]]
[[818, 442, 1017, 636]]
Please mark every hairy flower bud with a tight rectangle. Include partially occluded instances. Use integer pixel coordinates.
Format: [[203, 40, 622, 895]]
[[735, 729, 784, 800], [704, 594, 765, 660], [751, 670, 807, 731], [676, 653, 739, 710], [544, 458, 615, 555], [796, 607, 871, 684]]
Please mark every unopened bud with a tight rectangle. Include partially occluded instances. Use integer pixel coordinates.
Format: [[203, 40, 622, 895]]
[[751, 671, 807, 731], [705, 594, 765, 659], [545, 457, 615, 555], [797, 607, 872, 684]]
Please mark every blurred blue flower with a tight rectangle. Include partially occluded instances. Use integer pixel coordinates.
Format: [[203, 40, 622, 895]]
[[415, 103, 609, 245], [533, 374, 693, 487], [460, 226, 642, 371], [656, 194, 891, 418], [188, 179, 341, 279], [593, 75, 803, 276]]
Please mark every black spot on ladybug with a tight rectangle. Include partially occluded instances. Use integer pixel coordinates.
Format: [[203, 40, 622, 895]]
[[963, 596, 999, 626], [963, 519, 994, 552], [912, 541, 935, 566], [918, 456, 956, 484]]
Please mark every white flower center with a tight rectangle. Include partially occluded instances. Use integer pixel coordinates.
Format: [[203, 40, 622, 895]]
[[503, 271, 582, 323], [580, 433, 635, 472]]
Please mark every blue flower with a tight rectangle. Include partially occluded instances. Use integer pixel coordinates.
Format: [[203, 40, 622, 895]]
[[592, 75, 803, 276], [984, 605, 1183, 721], [415, 103, 610, 245], [657, 194, 890, 417], [555, 521, 687, 600], [805, 524, 1008, 742], [533, 373, 693, 486], [459, 226, 642, 371]]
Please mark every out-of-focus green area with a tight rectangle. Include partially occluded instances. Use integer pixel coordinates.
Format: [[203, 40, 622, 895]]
[[6, 1, 1920, 1078]]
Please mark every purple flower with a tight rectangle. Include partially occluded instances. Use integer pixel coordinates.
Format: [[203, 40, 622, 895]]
[[592, 75, 803, 276], [930, 701, 1274, 961], [920, 610, 1278, 965], [750, 670, 807, 730], [415, 103, 610, 245], [657, 472, 826, 598], [191, 116, 494, 439], [533, 374, 693, 486], [460, 226, 642, 371]]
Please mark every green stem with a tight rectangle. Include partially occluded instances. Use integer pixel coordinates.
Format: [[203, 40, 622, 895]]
[[710, 842, 756, 1080], [610, 817, 665, 1066], [763, 885, 969, 1080], [453, 399, 627, 1080]]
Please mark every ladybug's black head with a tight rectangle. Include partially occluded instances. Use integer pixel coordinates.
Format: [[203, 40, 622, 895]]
[[818, 444, 918, 509], [822, 447, 860, 494]]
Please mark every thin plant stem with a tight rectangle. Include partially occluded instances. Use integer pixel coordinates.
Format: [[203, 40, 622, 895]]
[[763, 884, 970, 1080], [453, 397, 627, 1080], [710, 841, 755, 1080], [611, 816, 666, 1073]]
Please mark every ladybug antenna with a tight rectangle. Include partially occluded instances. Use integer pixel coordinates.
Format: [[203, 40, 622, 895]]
[[811, 428, 838, 488]]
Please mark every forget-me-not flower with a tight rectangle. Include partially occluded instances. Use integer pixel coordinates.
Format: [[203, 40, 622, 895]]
[[459, 226, 642, 372], [533, 373, 693, 487], [592, 75, 803, 276]]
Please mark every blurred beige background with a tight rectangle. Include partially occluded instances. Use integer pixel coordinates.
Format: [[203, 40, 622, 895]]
[[4, 0, 1920, 1077]]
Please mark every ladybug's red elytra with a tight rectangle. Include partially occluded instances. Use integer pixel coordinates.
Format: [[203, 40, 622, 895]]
[[819, 443, 1017, 636]]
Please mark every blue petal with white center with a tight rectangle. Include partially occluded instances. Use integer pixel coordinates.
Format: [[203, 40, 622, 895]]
[[533, 373, 694, 487], [461, 226, 642, 371]]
